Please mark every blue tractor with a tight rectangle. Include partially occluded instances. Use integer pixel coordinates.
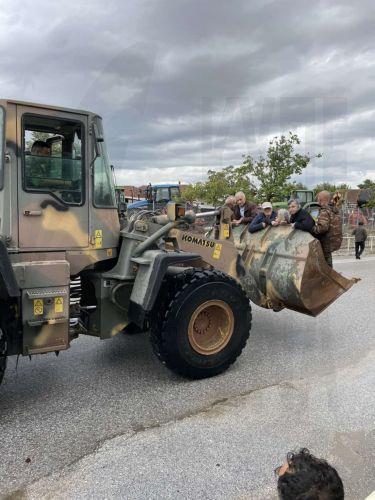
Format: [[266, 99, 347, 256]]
[[127, 183, 181, 211]]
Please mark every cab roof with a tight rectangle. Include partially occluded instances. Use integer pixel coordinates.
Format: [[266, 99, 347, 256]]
[[0, 99, 98, 118]]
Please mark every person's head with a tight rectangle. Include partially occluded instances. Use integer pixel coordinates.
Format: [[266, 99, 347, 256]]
[[358, 220, 364, 226], [235, 191, 246, 207], [288, 198, 300, 215], [225, 195, 236, 209], [261, 201, 273, 217], [31, 141, 50, 157], [276, 448, 344, 500], [277, 208, 290, 223], [316, 190, 331, 207]]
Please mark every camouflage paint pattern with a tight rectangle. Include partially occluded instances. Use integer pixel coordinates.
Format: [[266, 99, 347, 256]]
[[170, 221, 358, 317], [0, 99, 120, 354]]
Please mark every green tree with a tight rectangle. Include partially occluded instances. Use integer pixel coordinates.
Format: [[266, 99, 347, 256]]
[[242, 132, 320, 202], [183, 182, 209, 203], [288, 181, 308, 190], [313, 182, 351, 193], [182, 165, 257, 206], [366, 195, 375, 208], [358, 179, 375, 190]]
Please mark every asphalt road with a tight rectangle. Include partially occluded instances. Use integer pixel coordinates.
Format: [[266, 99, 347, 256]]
[[1, 257, 374, 499]]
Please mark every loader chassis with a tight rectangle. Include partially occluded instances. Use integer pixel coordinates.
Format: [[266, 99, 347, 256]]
[[0, 99, 357, 386]]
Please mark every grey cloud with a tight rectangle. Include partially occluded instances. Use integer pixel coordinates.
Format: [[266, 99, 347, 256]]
[[1, 0, 375, 186]]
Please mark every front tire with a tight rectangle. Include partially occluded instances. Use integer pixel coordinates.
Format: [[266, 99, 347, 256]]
[[150, 270, 251, 379]]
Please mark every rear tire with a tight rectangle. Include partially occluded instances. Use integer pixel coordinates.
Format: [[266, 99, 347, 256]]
[[150, 269, 251, 379]]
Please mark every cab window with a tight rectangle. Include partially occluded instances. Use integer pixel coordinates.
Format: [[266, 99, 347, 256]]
[[170, 186, 180, 200], [23, 115, 84, 205], [306, 192, 313, 203], [298, 192, 307, 204], [155, 187, 170, 202], [93, 117, 116, 208]]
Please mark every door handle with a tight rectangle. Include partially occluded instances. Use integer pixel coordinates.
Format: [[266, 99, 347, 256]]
[[23, 210, 42, 216]]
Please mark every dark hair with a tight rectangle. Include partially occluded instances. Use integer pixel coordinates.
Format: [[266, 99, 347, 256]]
[[358, 221, 364, 225], [277, 448, 344, 500], [31, 140, 50, 154]]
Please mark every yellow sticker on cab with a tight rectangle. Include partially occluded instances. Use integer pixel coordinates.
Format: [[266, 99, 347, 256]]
[[34, 299, 43, 316], [94, 229, 103, 248], [55, 297, 64, 314]]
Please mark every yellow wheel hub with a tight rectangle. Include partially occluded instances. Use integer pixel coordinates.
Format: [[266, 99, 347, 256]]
[[188, 300, 234, 355]]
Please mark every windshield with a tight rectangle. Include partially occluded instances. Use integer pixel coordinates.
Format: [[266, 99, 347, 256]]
[[170, 186, 180, 200], [156, 187, 170, 202], [0, 106, 4, 189], [93, 117, 116, 207]]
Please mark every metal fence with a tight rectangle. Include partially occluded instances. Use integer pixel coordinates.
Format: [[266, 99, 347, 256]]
[[335, 235, 375, 255]]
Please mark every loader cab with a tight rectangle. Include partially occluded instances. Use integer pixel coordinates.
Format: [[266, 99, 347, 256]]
[[290, 190, 314, 205], [0, 100, 119, 267]]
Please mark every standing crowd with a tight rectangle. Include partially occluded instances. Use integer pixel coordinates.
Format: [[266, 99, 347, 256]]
[[224, 190, 344, 268]]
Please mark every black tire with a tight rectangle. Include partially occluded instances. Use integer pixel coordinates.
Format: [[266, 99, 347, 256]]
[[121, 322, 145, 335], [0, 328, 6, 386], [150, 269, 251, 379]]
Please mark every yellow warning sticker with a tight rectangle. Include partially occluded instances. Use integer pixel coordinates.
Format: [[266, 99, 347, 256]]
[[94, 229, 103, 248], [55, 297, 64, 314], [212, 243, 222, 259], [221, 224, 230, 239], [34, 299, 43, 316]]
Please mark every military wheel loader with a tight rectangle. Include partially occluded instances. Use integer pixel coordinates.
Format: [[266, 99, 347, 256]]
[[0, 100, 357, 386]]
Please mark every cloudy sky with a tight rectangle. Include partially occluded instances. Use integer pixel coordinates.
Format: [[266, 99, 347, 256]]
[[1, 0, 375, 187]]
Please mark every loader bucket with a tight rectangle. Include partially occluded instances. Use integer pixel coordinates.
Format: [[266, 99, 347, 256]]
[[239, 225, 358, 317]]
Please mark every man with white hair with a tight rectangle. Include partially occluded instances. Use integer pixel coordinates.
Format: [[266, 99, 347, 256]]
[[232, 191, 257, 226]]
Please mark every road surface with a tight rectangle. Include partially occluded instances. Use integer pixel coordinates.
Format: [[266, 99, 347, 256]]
[[0, 257, 374, 499]]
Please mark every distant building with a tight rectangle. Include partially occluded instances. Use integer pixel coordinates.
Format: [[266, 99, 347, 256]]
[[115, 185, 145, 203]]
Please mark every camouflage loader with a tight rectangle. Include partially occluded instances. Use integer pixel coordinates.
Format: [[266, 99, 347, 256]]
[[0, 100, 358, 386]]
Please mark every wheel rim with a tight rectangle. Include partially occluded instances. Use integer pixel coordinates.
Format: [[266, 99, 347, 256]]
[[188, 300, 234, 355]]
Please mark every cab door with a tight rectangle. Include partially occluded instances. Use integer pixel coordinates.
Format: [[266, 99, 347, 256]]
[[17, 105, 89, 249]]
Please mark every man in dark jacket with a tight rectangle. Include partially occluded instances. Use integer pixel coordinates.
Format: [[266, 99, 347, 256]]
[[249, 202, 277, 233], [232, 191, 257, 226], [288, 199, 315, 232], [352, 221, 367, 259]]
